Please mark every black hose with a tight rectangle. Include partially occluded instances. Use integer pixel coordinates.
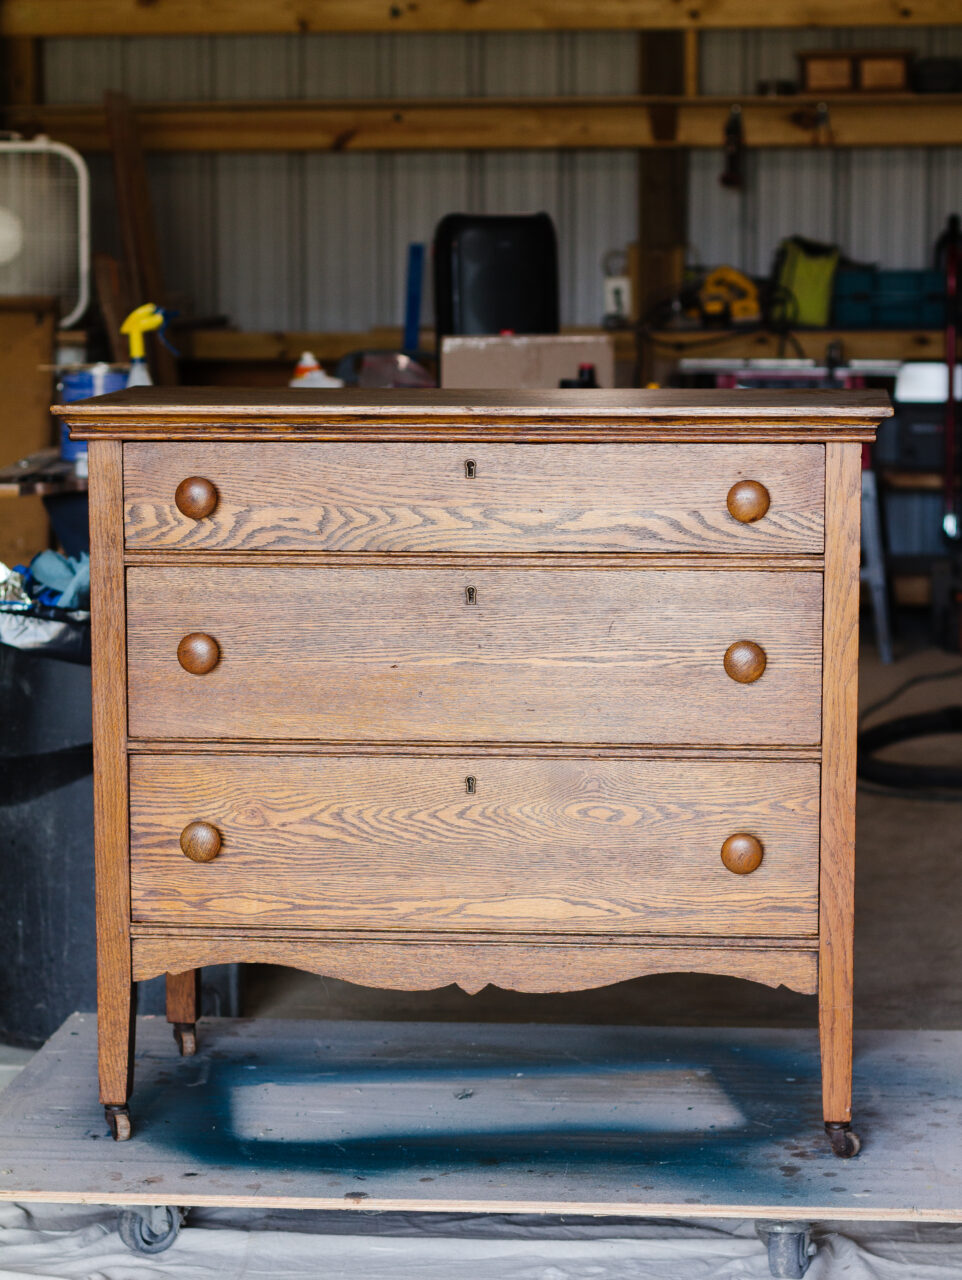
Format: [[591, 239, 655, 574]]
[[857, 706, 962, 791]]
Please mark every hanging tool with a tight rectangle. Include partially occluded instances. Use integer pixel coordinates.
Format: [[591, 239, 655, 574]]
[[720, 105, 744, 190]]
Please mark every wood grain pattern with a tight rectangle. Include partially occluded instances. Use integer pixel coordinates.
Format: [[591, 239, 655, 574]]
[[819, 443, 861, 1126], [134, 936, 818, 995], [87, 440, 135, 1107], [128, 755, 820, 936], [122, 442, 825, 553], [126, 566, 823, 745]]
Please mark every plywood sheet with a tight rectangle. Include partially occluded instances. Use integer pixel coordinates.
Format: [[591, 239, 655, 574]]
[[0, 1016, 960, 1221]]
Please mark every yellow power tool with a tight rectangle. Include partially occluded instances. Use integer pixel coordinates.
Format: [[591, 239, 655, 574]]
[[697, 266, 761, 326]]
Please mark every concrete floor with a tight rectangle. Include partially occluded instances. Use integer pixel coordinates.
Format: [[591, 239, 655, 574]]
[[0, 1045, 35, 1095], [244, 626, 962, 1033]]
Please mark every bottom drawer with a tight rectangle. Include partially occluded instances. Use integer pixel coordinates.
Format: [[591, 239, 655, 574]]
[[129, 755, 820, 937]]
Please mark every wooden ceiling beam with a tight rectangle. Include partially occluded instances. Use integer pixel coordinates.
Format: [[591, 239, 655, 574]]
[[10, 95, 962, 152], [2, 0, 959, 36]]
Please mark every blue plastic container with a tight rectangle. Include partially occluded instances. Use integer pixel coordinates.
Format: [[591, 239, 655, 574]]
[[833, 268, 945, 329], [57, 364, 128, 463]]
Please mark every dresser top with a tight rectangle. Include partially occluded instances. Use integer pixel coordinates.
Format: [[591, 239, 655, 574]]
[[56, 387, 890, 442]]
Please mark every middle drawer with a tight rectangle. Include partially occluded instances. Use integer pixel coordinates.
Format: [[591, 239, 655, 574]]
[[127, 567, 822, 745]]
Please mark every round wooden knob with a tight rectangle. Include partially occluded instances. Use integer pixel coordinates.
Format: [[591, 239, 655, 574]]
[[721, 832, 764, 875], [177, 632, 220, 675], [180, 821, 221, 863], [175, 476, 218, 520], [726, 479, 770, 524], [724, 640, 767, 684]]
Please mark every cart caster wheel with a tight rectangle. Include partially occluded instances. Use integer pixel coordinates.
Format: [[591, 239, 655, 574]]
[[756, 1221, 814, 1278], [173, 1022, 197, 1056], [118, 1206, 186, 1254], [826, 1122, 861, 1158], [105, 1105, 132, 1141]]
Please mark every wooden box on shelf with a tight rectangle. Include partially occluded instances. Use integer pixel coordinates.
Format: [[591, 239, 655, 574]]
[[799, 49, 912, 94], [54, 387, 890, 1158]]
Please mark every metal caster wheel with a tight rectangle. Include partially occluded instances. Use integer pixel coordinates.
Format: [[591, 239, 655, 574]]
[[756, 1221, 814, 1278], [173, 1022, 197, 1056], [118, 1206, 187, 1255], [105, 1105, 131, 1141], [826, 1121, 862, 1158]]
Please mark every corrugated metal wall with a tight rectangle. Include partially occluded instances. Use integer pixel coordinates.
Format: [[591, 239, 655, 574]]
[[691, 27, 962, 275], [40, 28, 962, 330], [42, 33, 639, 331]]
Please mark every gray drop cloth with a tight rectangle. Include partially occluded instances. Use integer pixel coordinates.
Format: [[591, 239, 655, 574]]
[[1, 1204, 961, 1279]]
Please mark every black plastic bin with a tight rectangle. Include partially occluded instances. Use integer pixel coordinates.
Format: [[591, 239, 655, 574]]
[[0, 640, 239, 1047]]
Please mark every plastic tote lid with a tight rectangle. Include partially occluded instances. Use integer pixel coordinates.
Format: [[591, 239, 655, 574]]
[[894, 361, 962, 404]]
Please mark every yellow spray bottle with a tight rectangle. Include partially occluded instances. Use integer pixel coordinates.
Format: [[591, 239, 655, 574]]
[[120, 303, 165, 387]]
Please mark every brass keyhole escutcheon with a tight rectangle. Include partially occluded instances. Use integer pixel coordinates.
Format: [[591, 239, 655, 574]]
[[465, 459, 477, 478], [465, 775, 476, 794], [465, 585, 477, 605]]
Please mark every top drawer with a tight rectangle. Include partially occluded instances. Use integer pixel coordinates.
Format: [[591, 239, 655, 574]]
[[123, 442, 824, 554]]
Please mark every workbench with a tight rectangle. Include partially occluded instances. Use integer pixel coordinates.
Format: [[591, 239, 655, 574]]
[[0, 448, 87, 498], [641, 328, 951, 386]]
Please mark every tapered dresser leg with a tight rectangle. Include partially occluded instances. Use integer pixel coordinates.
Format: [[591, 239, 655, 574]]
[[88, 439, 137, 1143], [819, 991, 859, 1156], [166, 969, 201, 1056], [100, 980, 136, 1141], [819, 443, 862, 1159]]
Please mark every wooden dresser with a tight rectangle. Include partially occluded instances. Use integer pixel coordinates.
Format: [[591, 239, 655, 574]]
[[56, 388, 889, 1154]]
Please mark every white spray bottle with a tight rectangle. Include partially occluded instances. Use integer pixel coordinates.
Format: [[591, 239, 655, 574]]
[[121, 304, 166, 387]]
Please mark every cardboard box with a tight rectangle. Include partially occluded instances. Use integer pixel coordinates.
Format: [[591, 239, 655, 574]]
[[440, 334, 615, 389], [798, 49, 911, 94], [799, 52, 855, 93]]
